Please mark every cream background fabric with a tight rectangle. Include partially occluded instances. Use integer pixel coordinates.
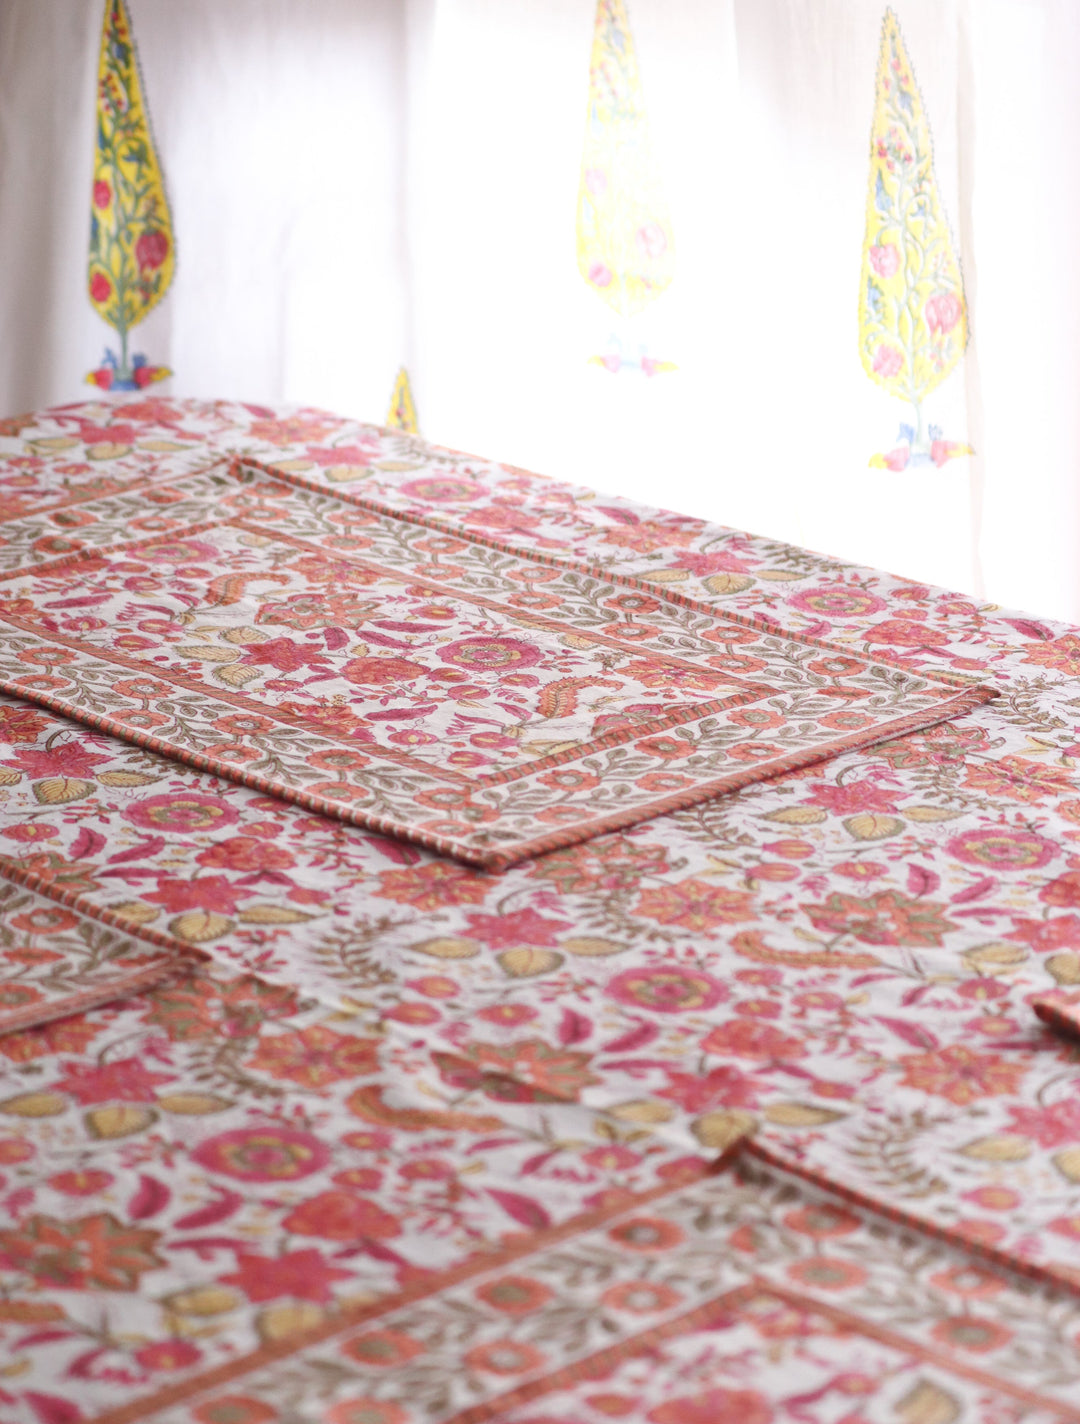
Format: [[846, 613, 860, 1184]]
[[2, 0, 1079, 620]]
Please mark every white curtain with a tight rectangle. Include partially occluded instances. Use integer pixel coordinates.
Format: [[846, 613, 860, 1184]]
[[2, 0, 1079, 622], [0, 0, 408, 416]]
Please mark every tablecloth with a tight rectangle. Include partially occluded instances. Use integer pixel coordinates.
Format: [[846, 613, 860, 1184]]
[[1, 397, 1080, 1423]]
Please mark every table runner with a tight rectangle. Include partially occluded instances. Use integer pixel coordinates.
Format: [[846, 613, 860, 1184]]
[[1, 397, 1079, 1423], [0, 452, 992, 869]]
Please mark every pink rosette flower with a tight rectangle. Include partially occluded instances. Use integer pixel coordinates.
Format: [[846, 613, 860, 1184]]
[[947, 826, 1056, 872], [636, 221, 668, 259], [135, 229, 170, 274], [607, 965, 726, 1014], [869, 243, 899, 277], [925, 291, 962, 334], [872, 344, 904, 378], [192, 1126, 330, 1181], [438, 635, 540, 672]]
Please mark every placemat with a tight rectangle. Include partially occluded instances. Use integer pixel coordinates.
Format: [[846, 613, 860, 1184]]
[[0, 458, 995, 869]]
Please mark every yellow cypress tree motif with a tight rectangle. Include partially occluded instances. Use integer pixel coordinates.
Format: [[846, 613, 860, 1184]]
[[859, 9, 971, 468], [86, 0, 174, 391], [576, 0, 674, 322], [385, 367, 419, 435]]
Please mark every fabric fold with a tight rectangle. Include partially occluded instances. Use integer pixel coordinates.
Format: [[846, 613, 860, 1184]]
[[0, 875, 192, 1037]]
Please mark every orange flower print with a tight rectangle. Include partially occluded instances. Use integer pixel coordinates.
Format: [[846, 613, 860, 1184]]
[[538, 767, 601, 791], [898, 1045, 1025, 1106], [49, 1169, 114, 1196], [341, 1329, 424, 1367], [439, 635, 540, 672], [0, 983, 41, 1013], [864, 618, 948, 649], [282, 1191, 401, 1242], [785, 1257, 866, 1291], [0, 1212, 163, 1290], [376, 860, 489, 912], [52, 1055, 174, 1104], [701, 1018, 803, 1060], [463, 908, 569, 949], [801, 890, 953, 947], [1006, 1097, 1080, 1148], [1, 822, 59, 845], [247, 415, 337, 444], [782, 1204, 859, 1238], [947, 826, 1055, 872], [1021, 634, 1080, 677], [636, 771, 693, 793], [620, 660, 726, 692], [474, 1275, 553, 1315], [1041, 870, 1080, 907], [608, 966, 726, 1015], [342, 654, 426, 685], [928, 1265, 1004, 1300], [930, 1315, 1012, 1354], [0, 1018, 101, 1064], [249, 1026, 380, 1089], [222, 1249, 353, 1304], [400, 475, 485, 502], [806, 779, 898, 815], [196, 836, 296, 872], [463, 1339, 546, 1375], [125, 792, 240, 836], [789, 586, 886, 620], [602, 524, 693, 554], [8, 906, 80, 934], [146, 875, 246, 915], [279, 700, 371, 741], [636, 878, 755, 932], [607, 1217, 684, 1252], [192, 1126, 329, 1182], [962, 756, 1075, 804], [636, 735, 695, 760], [0, 703, 51, 742], [11, 743, 107, 779]]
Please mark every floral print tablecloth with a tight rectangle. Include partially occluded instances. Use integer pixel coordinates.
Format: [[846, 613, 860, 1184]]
[[2, 398, 1080, 1423]]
